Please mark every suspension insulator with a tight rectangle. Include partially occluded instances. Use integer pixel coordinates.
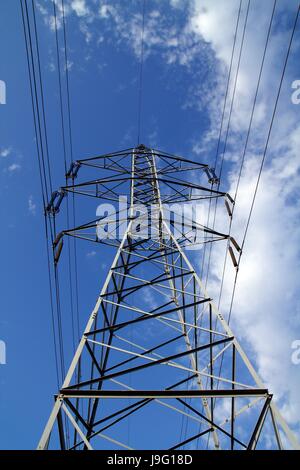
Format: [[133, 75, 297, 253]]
[[66, 161, 81, 180], [225, 200, 233, 217], [204, 168, 211, 181], [226, 193, 235, 204], [230, 236, 241, 252], [228, 246, 238, 268], [53, 231, 64, 249], [45, 190, 66, 215], [208, 167, 219, 184], [54, 191, 65, 213], [54, 239, 64, 265], [45, 191, 58, 214]]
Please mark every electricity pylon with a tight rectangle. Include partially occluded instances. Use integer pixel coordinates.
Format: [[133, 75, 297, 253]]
[[38, 145, 299, 450]]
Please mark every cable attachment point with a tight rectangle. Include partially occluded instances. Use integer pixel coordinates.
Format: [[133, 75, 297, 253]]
[[228, 237, 241, 269], [226, 193, 235, 204], [204, 167, 219, 185], [228, 246, 238, 269], [229, 236, 241, 253], [45, 189, 66, 215], [66, 161, 81, 180], [225, 193, 235, 218], [225, 200, 233, 218], [53, 232, 64, 265]]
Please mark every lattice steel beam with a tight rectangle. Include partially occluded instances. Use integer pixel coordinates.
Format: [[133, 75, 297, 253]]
[[38, 145, 299, 450]]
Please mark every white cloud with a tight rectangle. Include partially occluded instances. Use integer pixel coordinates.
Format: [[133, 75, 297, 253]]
[[48, 62, 56, 72], [7, 163, 21, 172], [170, 0, 185, 8], [189, 0, 240, 65], [79, 20, 93, 43], [206, 133, 300, 427], [86, 250, 97, 258], [65, 59, 74, 71], [71, 0, 89, 17], [36, 2, 61, 31], [99, 4, 111, 19], [186, 0, 300, 441], [0, 147, 12, 158], [28, 195, 37, 215], [37, 0, 207, 66], [188, 0, 300, 144]]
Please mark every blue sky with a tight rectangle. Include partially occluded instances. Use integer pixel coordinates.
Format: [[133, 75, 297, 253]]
[[0, 0, 300, 449]]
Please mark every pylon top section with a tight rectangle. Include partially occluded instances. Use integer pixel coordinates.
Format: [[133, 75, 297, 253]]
[[46, 146, 239, 262]]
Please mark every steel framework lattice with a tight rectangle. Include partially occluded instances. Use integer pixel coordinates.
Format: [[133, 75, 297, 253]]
[[38, 145, 299, 450]]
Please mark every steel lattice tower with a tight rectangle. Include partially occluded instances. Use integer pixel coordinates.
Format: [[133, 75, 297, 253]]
[[38, 145, 299, 450]]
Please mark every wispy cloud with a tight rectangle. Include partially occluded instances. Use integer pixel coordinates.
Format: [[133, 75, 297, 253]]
[[0, 147, 12, 158], [185, 0, 300, 438], [37, 0, 92, 33], [71, 0, 90, 18], [36, 0, 208, 66], [7, 163, 21, 173], [28, 195, 37, 215]]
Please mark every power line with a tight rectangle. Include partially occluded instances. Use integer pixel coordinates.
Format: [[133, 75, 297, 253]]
[[61, 0, 74, 164], [137, 0, 146, 145], [53, 6, 81, 442], [209, 1, 299, 449], [31, 0, 53, 195], [203, 0, 253, 449], [72, 189, 80, 342], [227, 3, 300, 324], [66, 200, 76, 354], [52, 0, 77, 356], [52, 0, 68, 173], [203, 0, 251, 321], [200, 0, 246, 301], [21, 0, 51, 204], [213, 0, 243, 171], [52, 0, 81, 360], [20, 0, 61, 387], [218, 0, 251, 183], [212, 1, 278, 418], [195, 1, 244, 447], [60, 0, 81, 347], [217, 0, 277, 312], [44, 223, 60, 389]]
